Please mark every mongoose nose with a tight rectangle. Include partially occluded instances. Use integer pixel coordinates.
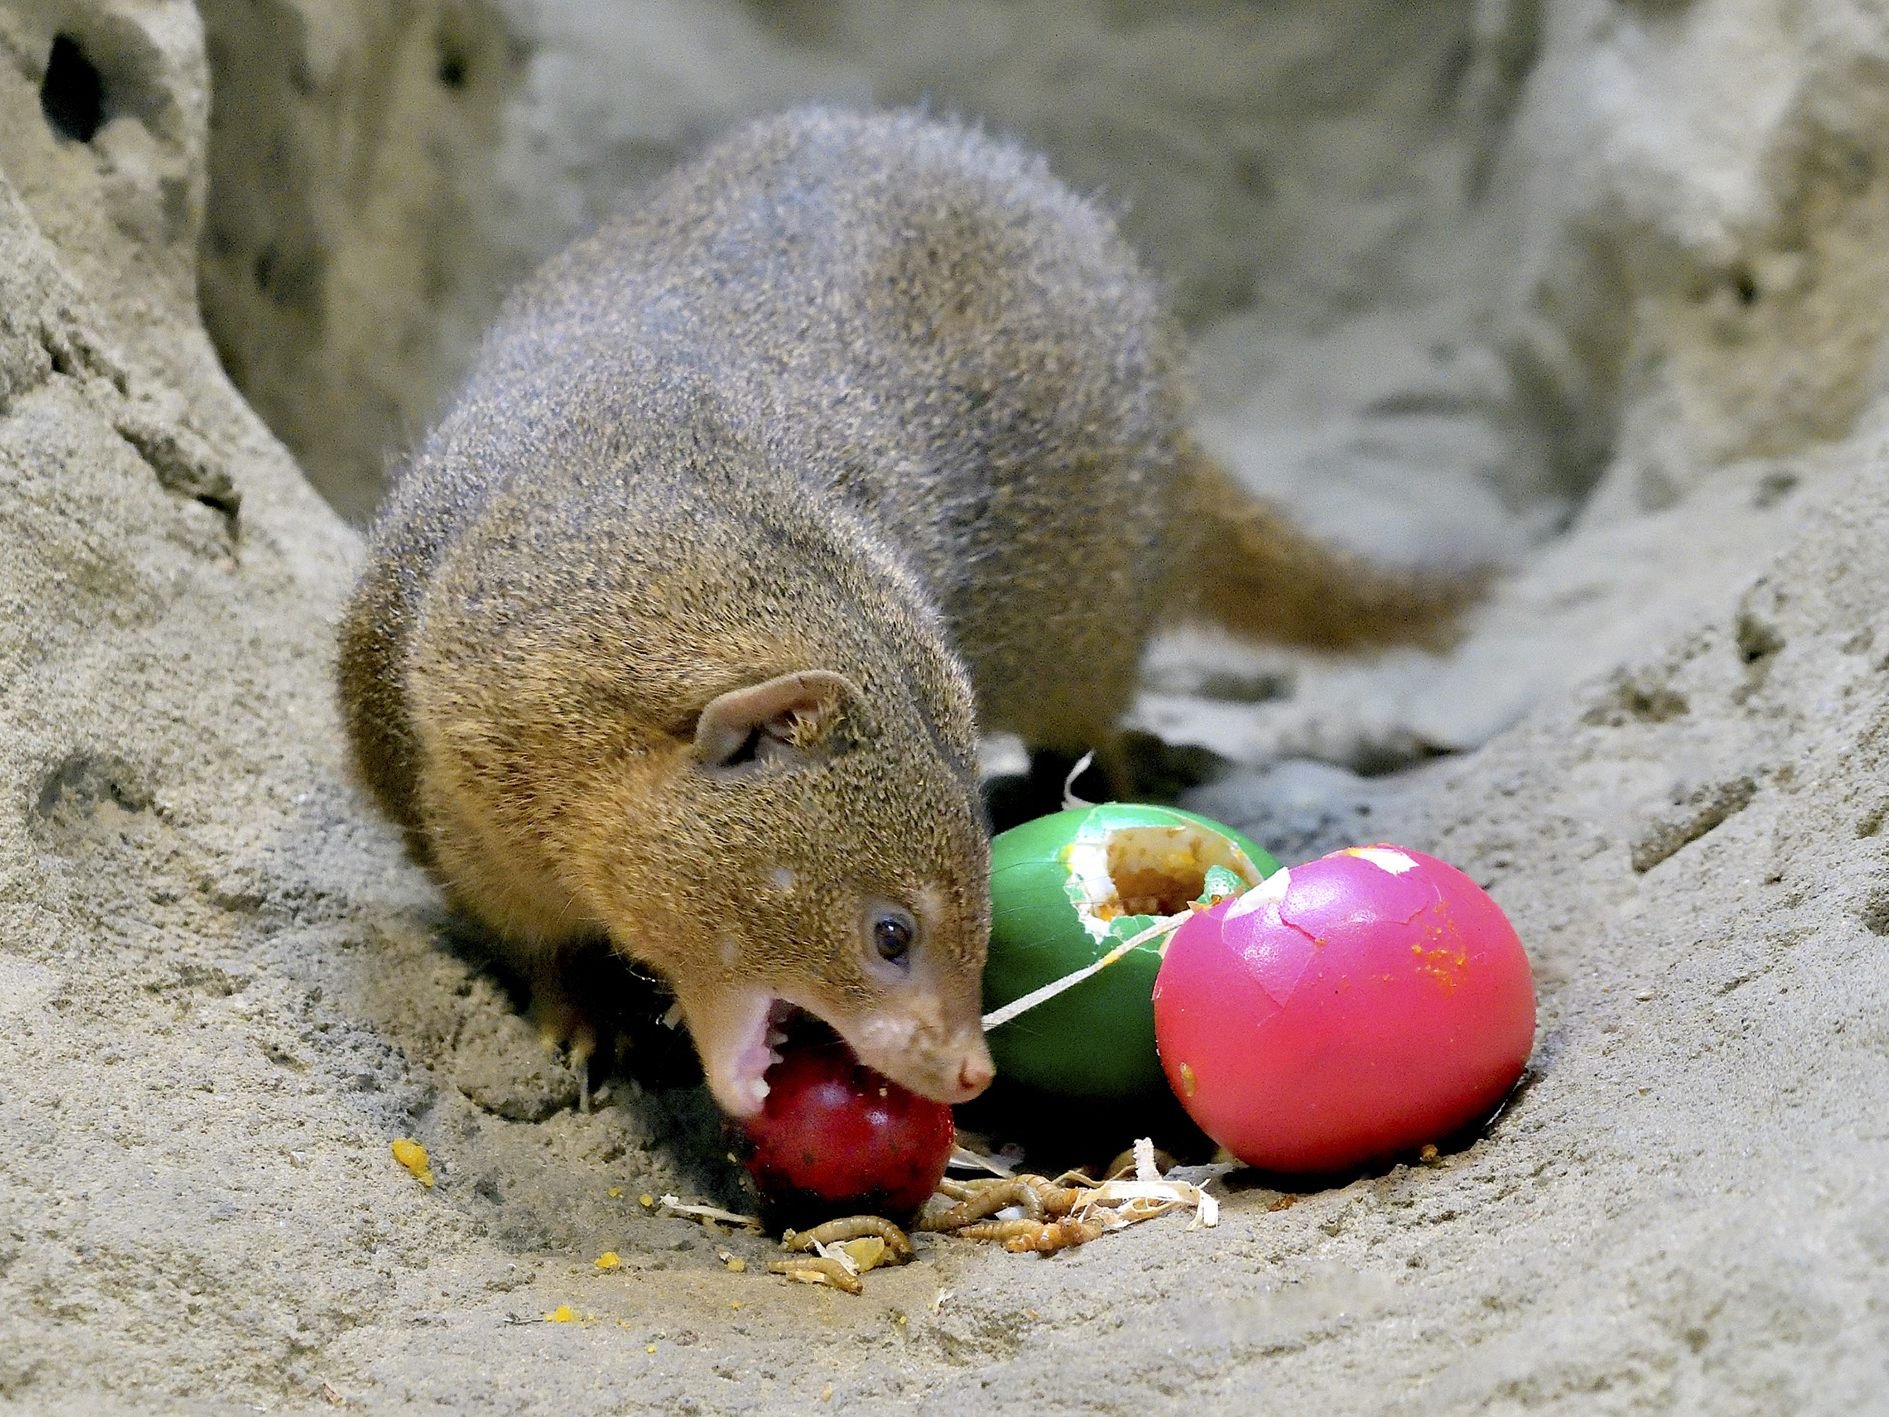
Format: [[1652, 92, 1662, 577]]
[[956, 1052, 995, 1097]]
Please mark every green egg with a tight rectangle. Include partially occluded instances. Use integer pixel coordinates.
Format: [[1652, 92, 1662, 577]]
[[983, 803, 1282, 1100]]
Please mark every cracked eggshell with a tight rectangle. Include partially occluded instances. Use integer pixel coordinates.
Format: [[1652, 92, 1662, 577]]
[[984, 804, 1282, 1100], [1153, 845, 1536, 1173]]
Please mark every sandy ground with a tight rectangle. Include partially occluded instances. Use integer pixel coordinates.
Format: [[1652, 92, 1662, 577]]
[[3, 1, 1889, 1413]]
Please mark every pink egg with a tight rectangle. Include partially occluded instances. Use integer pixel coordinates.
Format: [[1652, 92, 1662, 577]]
[[1152, 845, 1535, 1173]]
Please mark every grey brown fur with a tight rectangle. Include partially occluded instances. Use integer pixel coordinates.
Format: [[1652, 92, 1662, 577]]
[[338, 107, 1460, 1118]]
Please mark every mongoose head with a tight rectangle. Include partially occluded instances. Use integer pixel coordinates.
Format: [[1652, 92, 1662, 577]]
[[591, 668, 995, 1119]]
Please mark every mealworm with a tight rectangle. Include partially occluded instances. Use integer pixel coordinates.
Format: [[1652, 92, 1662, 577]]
[[782, 1216, 914, 1259], [915, 1178, 1044, 1231], [766, 1257, 863, 1294]]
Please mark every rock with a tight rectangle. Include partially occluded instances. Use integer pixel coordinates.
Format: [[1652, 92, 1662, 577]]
[[196, 0, 524, 525], [1488, 0, 1889, 520]]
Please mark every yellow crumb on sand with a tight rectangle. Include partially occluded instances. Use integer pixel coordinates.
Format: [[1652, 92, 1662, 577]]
[[390, 1138, 434, 1188], [546, 1305, 576, 1324], [594, 1251, 621, 1271], [607, 1186, 624, 1199]]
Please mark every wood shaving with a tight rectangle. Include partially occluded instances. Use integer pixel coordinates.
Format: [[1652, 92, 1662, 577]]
[[1061, 750, 1098, 810], [658, 1195, 763, 1229], [946, 1140, 1016, 1177], [812, 1239, 859, 1276]]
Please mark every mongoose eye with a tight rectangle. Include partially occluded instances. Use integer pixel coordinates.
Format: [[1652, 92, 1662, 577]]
[[872, 909, 916, 966]]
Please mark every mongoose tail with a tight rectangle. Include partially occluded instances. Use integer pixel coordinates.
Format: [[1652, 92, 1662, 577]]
[[1178, 442, 1488, 653]]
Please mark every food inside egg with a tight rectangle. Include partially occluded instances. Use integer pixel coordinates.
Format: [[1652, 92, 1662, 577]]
[[735, 1035, 956, 1227], [983, 804, 1281, 1099], [1152, 845, 1536, 1173]]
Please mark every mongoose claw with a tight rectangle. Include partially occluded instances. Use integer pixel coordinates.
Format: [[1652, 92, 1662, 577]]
[[529, 987, 599, 1111]]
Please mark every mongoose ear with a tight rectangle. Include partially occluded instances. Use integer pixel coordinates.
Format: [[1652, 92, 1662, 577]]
[[693, 670, 860, 772]]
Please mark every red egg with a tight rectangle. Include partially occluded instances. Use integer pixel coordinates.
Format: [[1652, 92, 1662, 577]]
[[736, 1039, 955, 1226], [1152, 845, 1535, 1173]]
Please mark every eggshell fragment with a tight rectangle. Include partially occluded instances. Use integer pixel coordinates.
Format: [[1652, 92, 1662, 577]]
[[1153, 846, 1535, 1173]]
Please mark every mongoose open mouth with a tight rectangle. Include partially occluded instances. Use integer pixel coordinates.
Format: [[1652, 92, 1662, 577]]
[[712, 996, 850, 1112], [723, 996, 798, 1109]]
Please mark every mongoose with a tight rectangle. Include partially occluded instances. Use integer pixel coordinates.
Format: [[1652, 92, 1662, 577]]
[[338, 107, 1463, 1120]]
